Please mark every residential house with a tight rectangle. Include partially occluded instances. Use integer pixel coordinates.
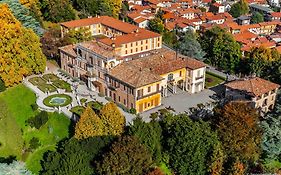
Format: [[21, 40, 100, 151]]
[[225, 77, 280, 113]]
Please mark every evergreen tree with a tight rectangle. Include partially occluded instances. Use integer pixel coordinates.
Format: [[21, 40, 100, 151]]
[[261, 95, 281, 162], [0, 4, 46, 86], [0, 161, 33, 175], [74, 106, 104, 140], [178, 30, 206, 61], [99, 102, 125, 136], [1, 0, 43, 36], [96, 136, 153, 175]]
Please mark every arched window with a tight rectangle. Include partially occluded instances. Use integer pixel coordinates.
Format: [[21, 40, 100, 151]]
[[78, 49, 82, 57]]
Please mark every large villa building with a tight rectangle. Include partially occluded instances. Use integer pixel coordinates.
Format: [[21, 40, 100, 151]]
[[59, 16, 206, 113]]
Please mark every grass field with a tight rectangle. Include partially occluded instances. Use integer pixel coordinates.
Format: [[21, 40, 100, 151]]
[[0, 84, 70, 174], [205, 72, 225, 88]]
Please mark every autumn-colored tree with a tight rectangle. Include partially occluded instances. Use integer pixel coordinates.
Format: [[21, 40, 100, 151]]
[[95, 136, 153, 175], [215, 102, 262, 162], [64, 28, 92, 44], [208, 142, 225, 175], [229, 158, 246, 175], [74, 106, 104, 140], [100, 102, 125, 136], [0, 4, 46, 86]]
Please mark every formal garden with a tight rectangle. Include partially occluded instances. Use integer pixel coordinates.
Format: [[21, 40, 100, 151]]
[[29, 73, 72, 93], [0, 85, 71, 174], [205, 71, 226, 88]]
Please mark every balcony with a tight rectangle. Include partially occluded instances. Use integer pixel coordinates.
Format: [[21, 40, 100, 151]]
[[136, 90, 161, 100], [195, 76, 204, 81]]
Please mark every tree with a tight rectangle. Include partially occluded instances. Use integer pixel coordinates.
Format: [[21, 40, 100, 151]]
[[178, 30, 206, 61], [245, 47, 274, 76], [0, 161, 33, 175], [1, 0, 43, 36], [201, 26, 242, 73], [39, 0, 76, 22], [161, 113, 219, 175], [163, 31, 178, 48], [147, 167, 165, 175], [261, 95, 281, 162], [0, 4, 46, 86], [128, 117, 162, 163], [208, 142, 225, 175], [95, 136, 153, 175], [229, 0, 249, 18], [72, 0, 99, 18], [251, 12, 264, 24], [0, 77, 6, 92], [63, 28, 92, 44], [148, 18, 165, 34], [74, 106, 104, 140], [215, 102, 262, 162], [99, 102, 125, 136], [41, 136, 113, 175], [26, 111, 49, 129]]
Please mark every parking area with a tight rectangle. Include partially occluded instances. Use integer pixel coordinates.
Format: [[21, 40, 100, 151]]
[[141, 89, 217, 121]]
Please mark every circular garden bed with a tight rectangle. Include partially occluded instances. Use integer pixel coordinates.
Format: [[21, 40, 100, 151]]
[[43, 94, 72, 107]]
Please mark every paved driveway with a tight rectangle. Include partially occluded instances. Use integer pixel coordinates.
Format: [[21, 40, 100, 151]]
[[141, 89, 216, 121]]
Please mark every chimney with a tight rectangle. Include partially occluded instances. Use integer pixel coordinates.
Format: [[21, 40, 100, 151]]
[[135, 29, 139, 33], [88, 16, 92, 18], [111, 43, 116, 48]]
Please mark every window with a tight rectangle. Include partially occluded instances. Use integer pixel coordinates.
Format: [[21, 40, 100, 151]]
[[136, 48, 138, 52], [125, 50, 128, 54], [146, 46, 148, 50], [141, 47, 143, 51], [168, 73, 173, 81], [146, 40, 148, 44], [124, 99, 126, 105], [78, 49, 82, 57], [97, 60, 101, 67], [179, 71, 182, 77], [131, 43, 133, 47], [125, 44, 127, 48], [118, 96, 120, 102], [141, 41, 143, 44], [131, 49, 133, 53], [148, 86, 151, 93], [136, 42, 138, 46], [156, 84, 160, 91]]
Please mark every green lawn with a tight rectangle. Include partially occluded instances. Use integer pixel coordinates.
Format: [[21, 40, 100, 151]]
[[205, 72, 225, 88], [0, 84, 71, 174]]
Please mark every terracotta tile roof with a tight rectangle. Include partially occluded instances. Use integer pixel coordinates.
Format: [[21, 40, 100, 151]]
[[59, 44, 77, 57], [234, 31, 257, 42], [99, 28, 160, 47], [225, 77, 280, 97], [108, 48, 205, 87], [134, 17, 148, 23], [270, 12, 281, 18], [108, 63, 164, 88], [60, 16, 139, 34], [78, 40, 122, 60]]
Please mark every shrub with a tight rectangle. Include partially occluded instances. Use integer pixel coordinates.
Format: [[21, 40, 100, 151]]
[[98, 92, 105, 97], [206, 78, 213, 83], [26, 111, 49, 129], [31, 103, 38, 111], [80, 98, 87, 104], [129, 108, 137, 114], [117, 102, 129, 112], [0, 78, 6, 92], [105, 96, 113, 101], [92, 102, 103, 111], [29, 137, 41, 150]]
